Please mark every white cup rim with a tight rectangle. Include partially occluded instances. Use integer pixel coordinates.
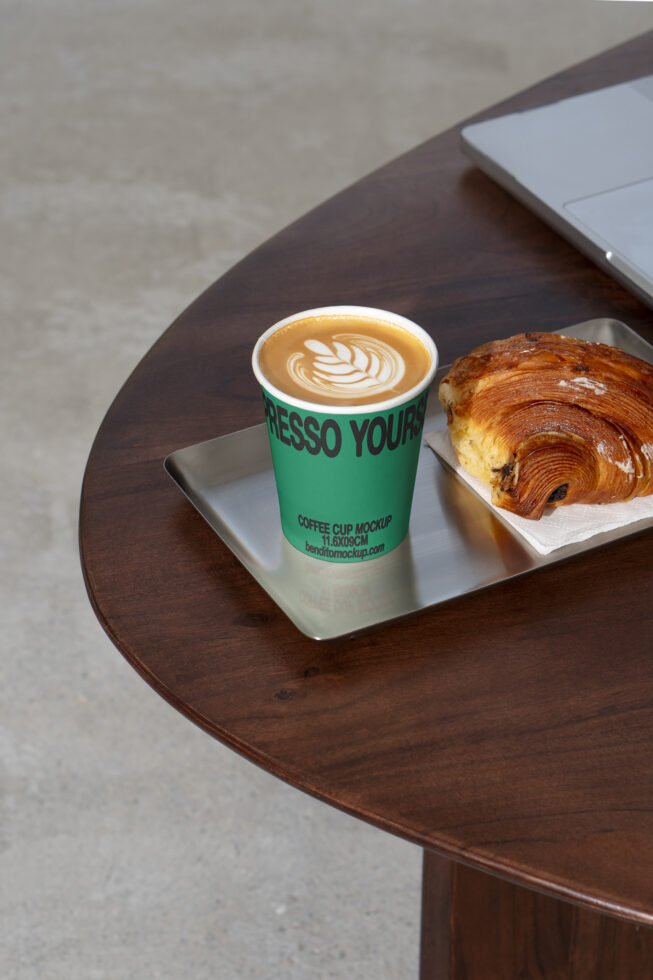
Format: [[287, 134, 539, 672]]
[[251, 305, 438, 415]]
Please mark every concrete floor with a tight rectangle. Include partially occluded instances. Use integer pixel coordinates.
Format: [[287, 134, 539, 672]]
[[3, 2, 653, 977]]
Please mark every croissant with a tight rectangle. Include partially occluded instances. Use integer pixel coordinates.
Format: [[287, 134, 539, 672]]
[[438, 332, 653, 519]]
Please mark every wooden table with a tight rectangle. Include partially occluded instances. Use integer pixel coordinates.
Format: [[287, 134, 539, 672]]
[[80, 32, 653, 978]]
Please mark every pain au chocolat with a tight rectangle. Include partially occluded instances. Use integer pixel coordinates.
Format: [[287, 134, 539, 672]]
[[438, 332, 653, 520]]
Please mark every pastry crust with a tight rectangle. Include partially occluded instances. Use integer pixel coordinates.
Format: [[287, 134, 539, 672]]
[[438, 332, 653, 519]]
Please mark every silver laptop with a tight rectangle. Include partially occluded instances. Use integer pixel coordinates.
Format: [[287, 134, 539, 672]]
[[461, 76, 653, 309]]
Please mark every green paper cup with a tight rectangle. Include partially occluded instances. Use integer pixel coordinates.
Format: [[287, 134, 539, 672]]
[[252, 305, 438, 562]]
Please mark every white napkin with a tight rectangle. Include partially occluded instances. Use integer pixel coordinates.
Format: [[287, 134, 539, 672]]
[[425, 427, 653, 555]]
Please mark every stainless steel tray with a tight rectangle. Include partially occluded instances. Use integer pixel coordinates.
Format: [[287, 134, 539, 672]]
[[165, 319, 653, 640]]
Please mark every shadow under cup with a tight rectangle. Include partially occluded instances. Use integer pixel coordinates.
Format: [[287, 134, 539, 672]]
[[252, 306, 438, 563]]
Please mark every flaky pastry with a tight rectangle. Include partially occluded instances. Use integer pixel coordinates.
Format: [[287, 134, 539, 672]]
[[438, 332, 653, 519]]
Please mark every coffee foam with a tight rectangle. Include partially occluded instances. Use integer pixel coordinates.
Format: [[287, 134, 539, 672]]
[[258, 313, 432, 407], [288, 333, 406, 400]]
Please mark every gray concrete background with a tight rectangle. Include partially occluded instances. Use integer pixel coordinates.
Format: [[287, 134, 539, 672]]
[[2, 2, 653, 977]]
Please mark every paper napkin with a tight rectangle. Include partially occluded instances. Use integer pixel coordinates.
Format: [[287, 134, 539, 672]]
[[425, 427, 653, 555]]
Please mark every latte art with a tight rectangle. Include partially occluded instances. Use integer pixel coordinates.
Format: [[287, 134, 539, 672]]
[[288, 334, 406, 400], [256, 312, 433, 407]]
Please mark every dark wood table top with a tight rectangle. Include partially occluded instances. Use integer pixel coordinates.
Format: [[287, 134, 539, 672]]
[[80, 31, 653, 926]]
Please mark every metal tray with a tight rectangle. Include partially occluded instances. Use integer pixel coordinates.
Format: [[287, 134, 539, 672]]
[[165, 319, 653, 640]]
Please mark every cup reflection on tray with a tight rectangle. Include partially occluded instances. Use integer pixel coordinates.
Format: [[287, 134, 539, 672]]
[[276, 533, 420, 635]]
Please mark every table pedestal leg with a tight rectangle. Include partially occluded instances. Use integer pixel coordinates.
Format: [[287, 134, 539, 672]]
[[419, 849, 653, 979]]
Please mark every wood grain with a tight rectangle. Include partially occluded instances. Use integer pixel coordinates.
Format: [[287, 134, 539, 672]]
[[80, 29, 653, 943], [420, 850, 653, 979]]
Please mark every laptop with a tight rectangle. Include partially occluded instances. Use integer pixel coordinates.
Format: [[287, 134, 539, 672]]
[[460, 75, 653, 309]]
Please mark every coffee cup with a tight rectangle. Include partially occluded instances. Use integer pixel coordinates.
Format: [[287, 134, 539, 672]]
[[252, 305, 438, 562]]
